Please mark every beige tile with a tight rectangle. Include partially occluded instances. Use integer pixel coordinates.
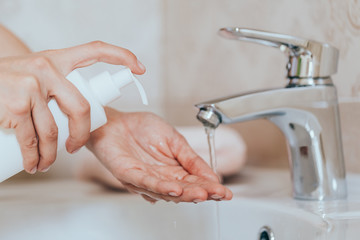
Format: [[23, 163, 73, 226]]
[[339, 102, 360, 173]]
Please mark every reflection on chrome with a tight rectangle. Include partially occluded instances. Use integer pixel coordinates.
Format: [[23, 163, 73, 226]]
[[196, 28, 346, 201]]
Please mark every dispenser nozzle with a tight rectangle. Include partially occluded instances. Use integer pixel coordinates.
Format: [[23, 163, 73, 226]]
[[111, 68, 148, 105]]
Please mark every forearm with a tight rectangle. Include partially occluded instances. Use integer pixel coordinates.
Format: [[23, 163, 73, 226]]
[[0, 24, 31, 57]]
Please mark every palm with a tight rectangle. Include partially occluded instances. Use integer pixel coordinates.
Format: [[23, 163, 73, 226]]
[[86, 108, 232, 203]]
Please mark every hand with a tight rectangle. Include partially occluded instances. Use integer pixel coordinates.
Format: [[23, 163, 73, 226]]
[[86, 108, 233, 204], [0, 41, 145, 174]]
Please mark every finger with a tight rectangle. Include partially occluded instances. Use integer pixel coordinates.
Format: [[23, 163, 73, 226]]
[[48, 41, 146, 75], [180, 186, 209, 203], [10, 74, 42, 174], [122, 166, 227, 203], [200, 182, 232, 201], [170, 134, 219, 183], [141, 194, 158, 205], [52, 79, 91, 154], [182, 175, 230, 201], [224, 187, 233, 201], [205, 184, 227, 201], [125, 181, 209, 203], [7, 56, 91, 154], [124, 184, 178, 203], [124, 184, 165, 201], [15, 115, 39, 174], [28, 60, 92, 154], [122, 168, 183, 197], [31, 98, 58, 172]]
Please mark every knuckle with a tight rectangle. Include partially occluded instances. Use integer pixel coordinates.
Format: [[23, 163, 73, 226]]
[[89, 40, 106, 49], [75, 100, 90, 118], [25, 136, 39, 150], [44, 125, 58, 142], [8, 99, 29, 116], [124, 49, 135, 59], [22, 75, 40, 92], [30, 56, 51, 70]]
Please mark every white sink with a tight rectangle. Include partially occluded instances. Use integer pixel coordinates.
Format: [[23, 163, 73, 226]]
[[1, 168, 360, 240]]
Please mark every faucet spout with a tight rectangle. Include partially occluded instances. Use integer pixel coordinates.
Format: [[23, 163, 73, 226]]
[[196, 86, 347, 200]]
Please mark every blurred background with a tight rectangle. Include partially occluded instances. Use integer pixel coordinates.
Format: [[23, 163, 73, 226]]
[[1, 0, 359, 178]]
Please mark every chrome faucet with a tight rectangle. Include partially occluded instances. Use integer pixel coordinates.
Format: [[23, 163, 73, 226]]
[[195, 28, 347, 201]]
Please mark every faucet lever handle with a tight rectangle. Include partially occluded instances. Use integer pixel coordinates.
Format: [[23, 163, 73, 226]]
[[219, 27, 308, 50], [219, 27, 339, 79]]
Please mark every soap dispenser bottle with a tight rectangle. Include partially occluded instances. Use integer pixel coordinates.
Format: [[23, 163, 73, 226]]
[[0, 67, 148, 182]]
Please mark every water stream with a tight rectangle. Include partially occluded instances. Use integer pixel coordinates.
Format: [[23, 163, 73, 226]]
[[205, 126, 220, 240]]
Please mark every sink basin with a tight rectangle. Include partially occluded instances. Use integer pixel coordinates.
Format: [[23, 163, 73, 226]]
[[1, 168, 360, 240]]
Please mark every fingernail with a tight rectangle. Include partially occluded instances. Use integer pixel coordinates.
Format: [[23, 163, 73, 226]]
[[193, 199, 204, 203], [30, 167, 37, 174], [137, 60, 146, 72], [211, 194, 222, 200], [169, 192, 179, 197], [39, 166, 50, 173]]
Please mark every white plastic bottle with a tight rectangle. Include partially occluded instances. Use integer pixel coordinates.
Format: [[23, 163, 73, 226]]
[[0, 67, 148, 182]]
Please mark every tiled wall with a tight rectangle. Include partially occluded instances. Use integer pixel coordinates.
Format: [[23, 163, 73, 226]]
[[162, 0, 360, 172]]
